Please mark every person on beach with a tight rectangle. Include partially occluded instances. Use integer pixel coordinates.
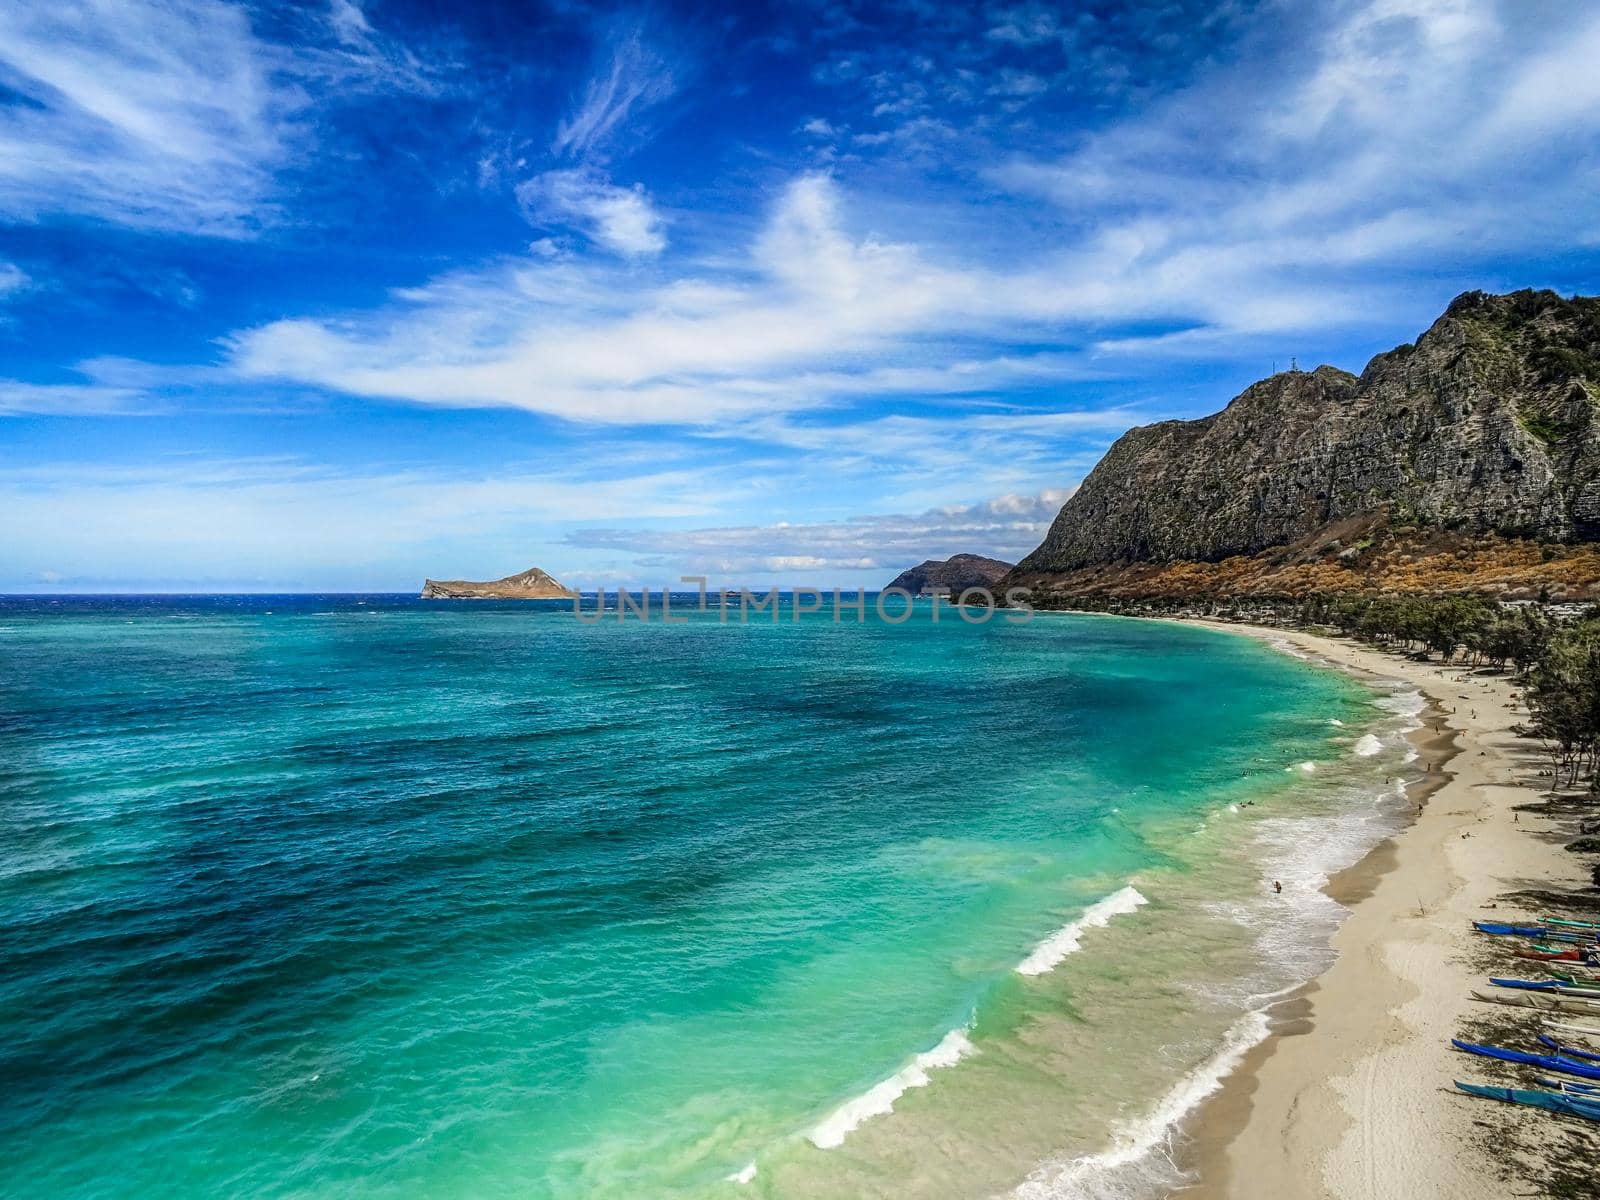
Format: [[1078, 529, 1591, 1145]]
[[1273, 880, 1283, 895]]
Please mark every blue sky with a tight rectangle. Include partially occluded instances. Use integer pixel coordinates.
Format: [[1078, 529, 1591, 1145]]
[[2, 0, 1599, 592]]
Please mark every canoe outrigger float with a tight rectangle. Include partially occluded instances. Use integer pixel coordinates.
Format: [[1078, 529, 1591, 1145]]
[[1455, 1080, 1600, 1122], [1536, 1075, 1600, 1096], [1545, 1019, 1600, 1044], [1474, 922, 1594, 945], [1538, 1034, 1600, 1062], [1471, 988, 1600, 1015]]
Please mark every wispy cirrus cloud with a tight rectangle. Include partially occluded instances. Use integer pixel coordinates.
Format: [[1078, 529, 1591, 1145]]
[[0, 0, 297, 234], [990, 0, 1600, 351], [552, 26, 676, 160], [0, 0, 446, 236], [0, 379, 155, 416]]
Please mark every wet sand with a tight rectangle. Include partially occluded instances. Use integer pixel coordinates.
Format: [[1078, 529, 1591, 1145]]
[[1170, 622, 1586, 1200]]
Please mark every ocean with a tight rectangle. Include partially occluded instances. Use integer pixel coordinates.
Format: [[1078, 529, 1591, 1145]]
[[0, 595, 1422, 1199]]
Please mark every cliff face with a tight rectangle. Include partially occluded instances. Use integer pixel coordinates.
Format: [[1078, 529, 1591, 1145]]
[[1016, 290, 1600, 585], [420, 566, 577, 600], [885, 554, 1013, 595]]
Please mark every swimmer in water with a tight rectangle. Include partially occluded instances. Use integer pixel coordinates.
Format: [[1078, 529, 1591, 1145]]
[[1273, 880, 1283, 895]]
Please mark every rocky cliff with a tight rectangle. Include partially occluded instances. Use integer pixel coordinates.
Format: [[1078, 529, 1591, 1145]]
[[1010, 290, 1600, 600], [885, 553, 1013, 595], [420, 566, 577, 600]]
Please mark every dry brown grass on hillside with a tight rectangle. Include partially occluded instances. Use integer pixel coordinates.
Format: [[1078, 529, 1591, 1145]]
[[1011, 534, 1600, 603]]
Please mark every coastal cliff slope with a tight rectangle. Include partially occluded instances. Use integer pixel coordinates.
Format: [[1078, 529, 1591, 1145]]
[[1010, 290, 1600, 601], [885, 554, 1013, 595], [420, 567, 578, 600]]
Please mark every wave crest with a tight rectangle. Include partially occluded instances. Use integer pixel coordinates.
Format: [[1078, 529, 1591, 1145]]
[[1016, 885, 1147, 977], [808, 1027, 976, 1150]]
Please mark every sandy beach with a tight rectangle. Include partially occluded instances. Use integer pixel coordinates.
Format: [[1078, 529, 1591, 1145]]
[[1172, 621, 1593, 1199]]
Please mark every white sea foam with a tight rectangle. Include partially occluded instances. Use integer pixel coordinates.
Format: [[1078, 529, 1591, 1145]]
[[725, 1162, 757, 1184], [1328, 718, 1344, 726], [1011, 1009, 1272, 1200], [1016, 886, 1148, 977], [1268, 636, 1314, 661], [1377, 687, 1426, 721], [808, 1027, 976, 1150], [1352, 733, 1383, 757]]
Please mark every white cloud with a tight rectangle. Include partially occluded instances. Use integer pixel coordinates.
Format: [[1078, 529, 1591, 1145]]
[[51, 0, 1600, 446], [0, 379, 155, 416], [552, 27, 675, 159], [220, 160, 1372, 427], [985, 5, 1063, 46], [989, 0, 1600, 343], [0, 262, 29, 296], [516, 169, 667, 257], [0, 0, 443, 236], [564, 489, 1075, 582], [0, 0, 297, 234], [226, 172, 1009, 422]]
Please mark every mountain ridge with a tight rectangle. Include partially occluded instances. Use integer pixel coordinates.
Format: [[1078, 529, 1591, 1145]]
[[1006, 289, 1600, 602]]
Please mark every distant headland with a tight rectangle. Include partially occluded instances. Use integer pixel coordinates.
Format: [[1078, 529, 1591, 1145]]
[[884, 554, 1013, 596]]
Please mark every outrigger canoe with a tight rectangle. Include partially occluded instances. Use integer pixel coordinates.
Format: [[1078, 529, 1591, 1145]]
[[1475, 921, 1597, 941], [1516, 947, 1595, 963], [1545, 917, 1600, 932], [1475, 921, 1567, 938], [1455, 1080, 1600, 1121], [1472, 989, 1600, 1015], [1451, 1038, 1600, 1081], [1490, 978, 1600, 999]]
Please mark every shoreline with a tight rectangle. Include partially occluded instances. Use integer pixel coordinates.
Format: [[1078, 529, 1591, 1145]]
[[1164, 620, 1586, 1200]]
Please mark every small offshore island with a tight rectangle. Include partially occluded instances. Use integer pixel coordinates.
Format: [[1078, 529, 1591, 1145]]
[[419, 566, 577, 600]]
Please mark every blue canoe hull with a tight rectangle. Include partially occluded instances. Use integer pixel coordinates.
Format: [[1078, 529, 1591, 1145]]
[[1474, 922, 1593, 943], [1490, 977, 1600, 997], [1451, 1039, 1600, 1081], [1455, 1081, 1600, 1121]]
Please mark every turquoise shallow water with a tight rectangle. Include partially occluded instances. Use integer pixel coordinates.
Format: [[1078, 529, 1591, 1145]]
[[0, 597, 1410, 1199]]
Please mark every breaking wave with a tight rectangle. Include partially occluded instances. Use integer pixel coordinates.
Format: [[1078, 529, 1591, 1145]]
[[1016, 886, 1149, 977]]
